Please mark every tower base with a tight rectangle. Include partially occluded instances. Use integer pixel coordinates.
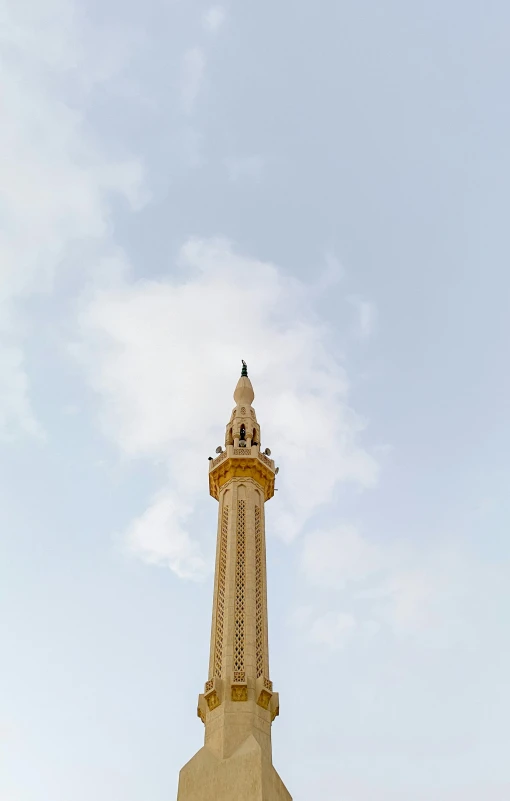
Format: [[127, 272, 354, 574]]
[[177, 734, 292, 801]]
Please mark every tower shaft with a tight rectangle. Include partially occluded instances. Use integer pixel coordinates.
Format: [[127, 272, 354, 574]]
[[209, 482, 270, 686]]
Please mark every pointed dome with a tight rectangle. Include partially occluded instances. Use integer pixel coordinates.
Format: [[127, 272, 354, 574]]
[[234, 361, 255, 406]]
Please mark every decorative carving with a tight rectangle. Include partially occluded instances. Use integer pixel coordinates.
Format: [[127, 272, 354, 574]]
[[264, 677, 273, 692], [213, 506, 228, 678], [258, 452, 272, 467], [233, 500, 246, 677], [234, 446, 247, 453], [271, 705, 279, 721], [255, 505, 265, 679], [205, 690, 221, 711], [257, 689, 272, 710], [197, 706, 206, 724], [231, 684, 248, 702], [240, 406, 246, 414], [209, 457, 275, 501], [233, 671, 245, 683], [212, 450, 228, 467], [205, 679, 213, 693]]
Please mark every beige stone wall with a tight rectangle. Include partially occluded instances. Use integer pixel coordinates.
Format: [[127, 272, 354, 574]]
[[177, 735, 292, 801]]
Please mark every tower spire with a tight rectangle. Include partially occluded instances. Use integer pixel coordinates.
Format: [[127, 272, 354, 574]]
[[177, 367, 291, 801], [233, 362, 255, 408]]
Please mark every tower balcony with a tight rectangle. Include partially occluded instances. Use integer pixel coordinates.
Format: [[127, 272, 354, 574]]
[[208, 445, 276, 501]]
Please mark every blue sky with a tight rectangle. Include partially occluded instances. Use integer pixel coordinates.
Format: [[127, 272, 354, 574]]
[[1, 1, 510, 799]]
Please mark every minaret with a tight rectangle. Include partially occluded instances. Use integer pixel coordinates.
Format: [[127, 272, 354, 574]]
[[177, 363, 292, 801]]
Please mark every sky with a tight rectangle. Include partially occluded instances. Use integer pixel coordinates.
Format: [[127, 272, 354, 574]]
[[1, 0, 510, 799]]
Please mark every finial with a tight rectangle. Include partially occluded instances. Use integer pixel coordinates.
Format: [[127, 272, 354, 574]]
[[241, 359, 248, 377]]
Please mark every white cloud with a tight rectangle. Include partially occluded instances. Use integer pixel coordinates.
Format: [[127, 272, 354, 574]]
[[75, 237, 379, 576], [180, 47, 206, 114], [225, 154, 264, 183], [298, 522, 477, 646], [301, 524, 380, 589], [125, 489, 207, 579], [202, 6, 226, 33], [320, 251, 345, 287], [348, 295, 377, 339], [0, 345, 43, 440], [0, 0, 145, 438], [380, 569, 434, 629], [309, 610, 357, 650]]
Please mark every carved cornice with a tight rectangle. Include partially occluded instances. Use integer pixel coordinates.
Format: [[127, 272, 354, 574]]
[[209, 457, 275, 501]]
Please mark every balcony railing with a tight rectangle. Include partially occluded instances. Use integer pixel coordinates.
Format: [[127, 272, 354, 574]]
[[210, 448, 274, 471]]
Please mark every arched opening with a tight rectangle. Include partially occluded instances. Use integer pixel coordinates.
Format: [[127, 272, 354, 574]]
[[240, 424, 246, 441]]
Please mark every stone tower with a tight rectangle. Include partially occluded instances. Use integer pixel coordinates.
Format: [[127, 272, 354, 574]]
[[177, 363, 292, 801]]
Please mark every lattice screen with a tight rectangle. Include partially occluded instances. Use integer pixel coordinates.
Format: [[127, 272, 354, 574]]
[[213, 505, 229, 678], [233, 500, 246, 678], [255, 505, 265, 678]]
